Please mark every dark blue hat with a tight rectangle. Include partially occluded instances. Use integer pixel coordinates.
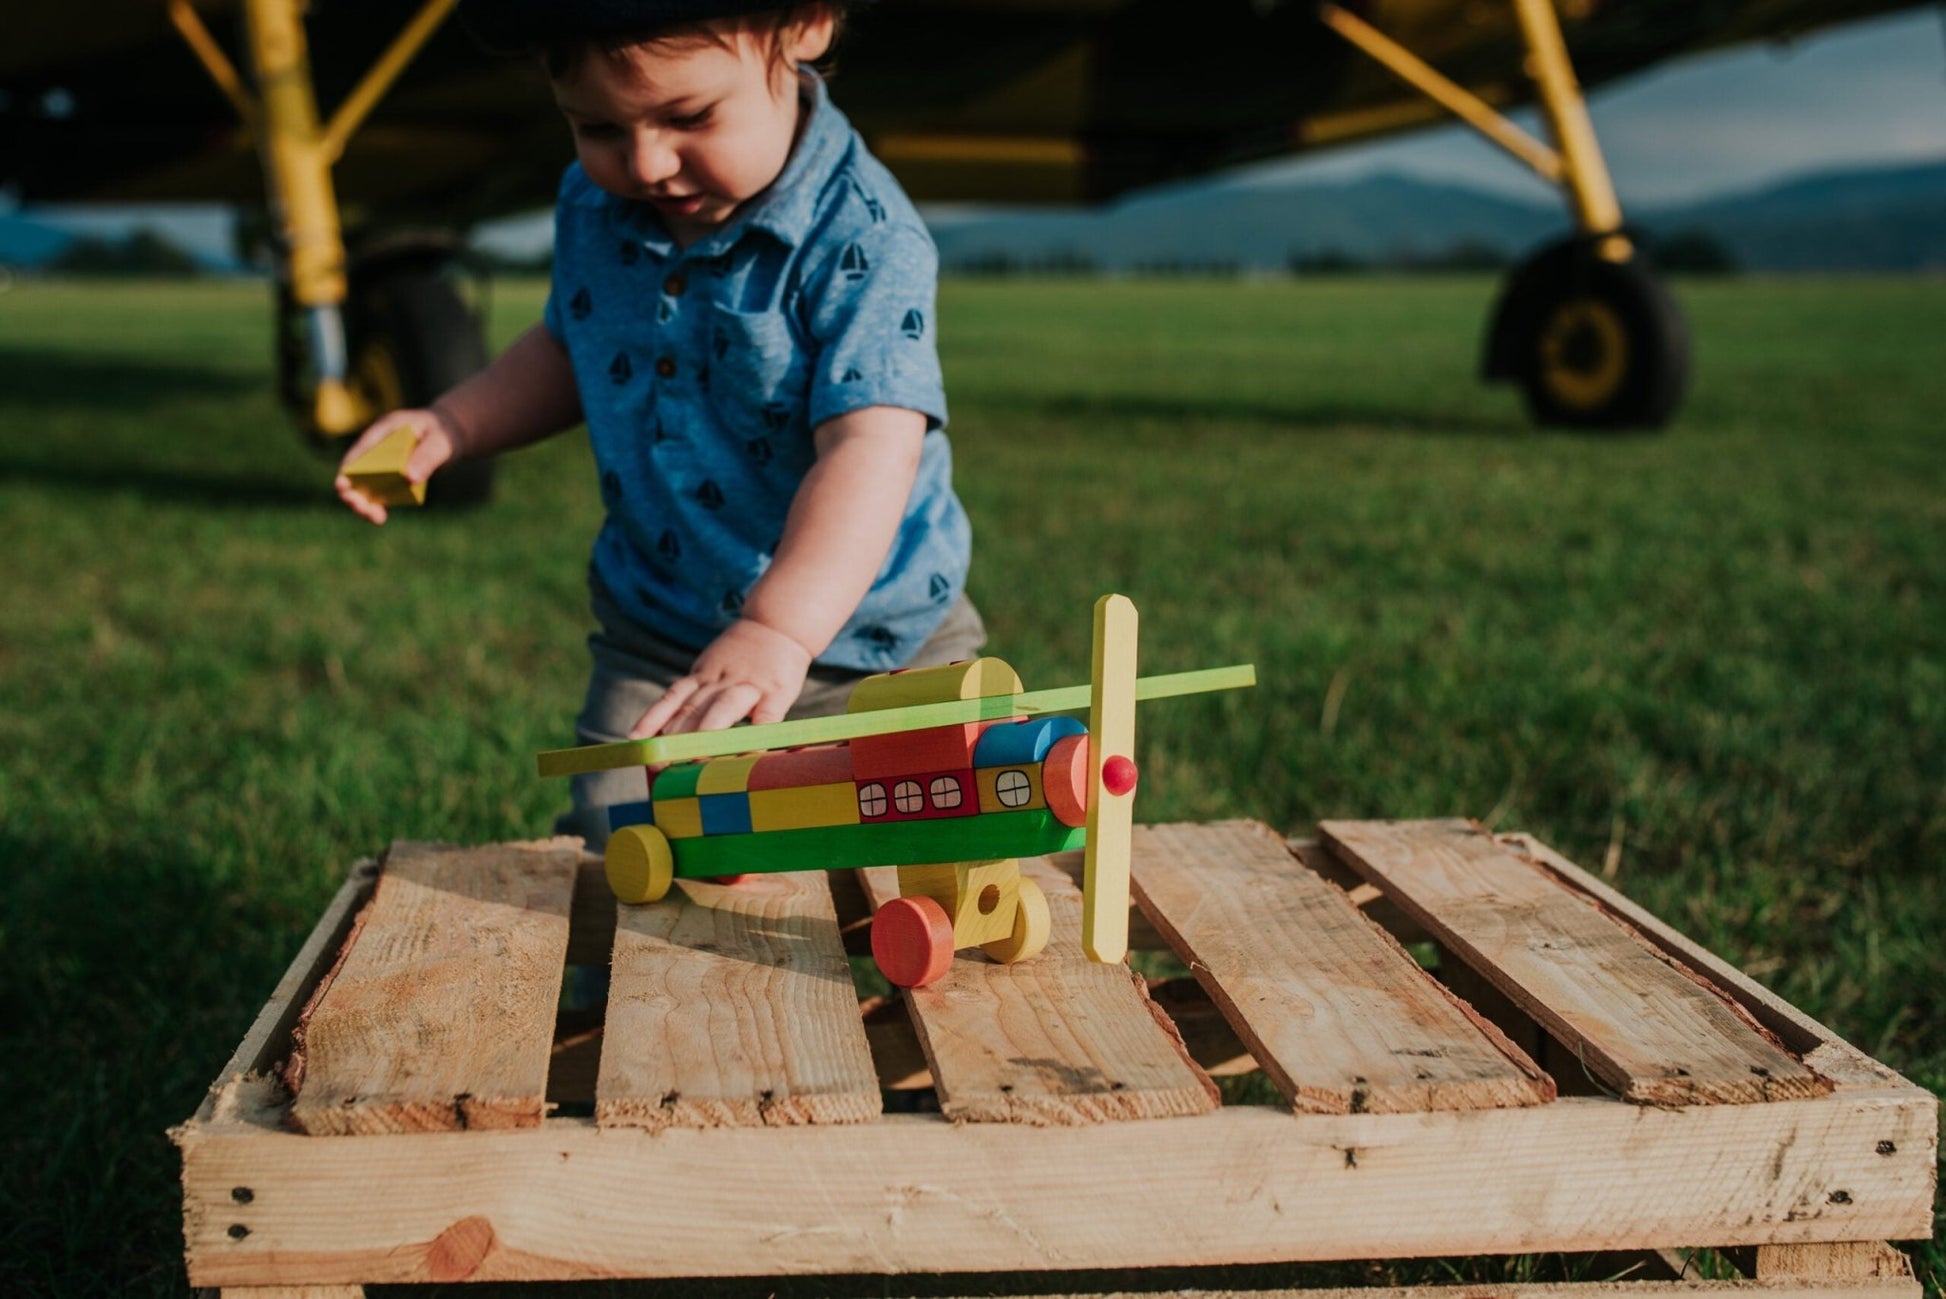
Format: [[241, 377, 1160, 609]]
[[457, 0, 808, 52]]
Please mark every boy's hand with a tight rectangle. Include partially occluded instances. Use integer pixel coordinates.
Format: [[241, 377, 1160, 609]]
[[630, 619, 814, 739], [333, 407, 464, 524]]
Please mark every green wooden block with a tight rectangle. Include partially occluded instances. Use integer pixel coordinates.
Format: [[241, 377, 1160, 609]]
[[669, 810, 1086, 878], [652, 762, 704, 800]]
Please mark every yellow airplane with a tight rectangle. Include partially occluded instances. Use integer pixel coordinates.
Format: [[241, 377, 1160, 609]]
[[3, 0, 1920, 496]]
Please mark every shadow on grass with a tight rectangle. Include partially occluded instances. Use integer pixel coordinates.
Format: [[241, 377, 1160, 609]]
[[976, 390, 1530, 436], [0, 344, 263, 414], [0, 828, 323, 1298], [0, 454, 339, 510]]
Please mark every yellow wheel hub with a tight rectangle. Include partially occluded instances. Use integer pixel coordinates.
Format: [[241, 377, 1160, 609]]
[[1538, 298, 1629, 412]]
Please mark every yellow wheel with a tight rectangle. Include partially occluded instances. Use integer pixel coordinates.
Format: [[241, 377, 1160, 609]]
[[981, 877, 1050, 966], [1537, 297, 1629, 414], [605, 824, 674, 904]]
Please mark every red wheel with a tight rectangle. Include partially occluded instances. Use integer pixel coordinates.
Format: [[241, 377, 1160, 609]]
[[872, 896, 956, 988], [703, 874, 751, 885]]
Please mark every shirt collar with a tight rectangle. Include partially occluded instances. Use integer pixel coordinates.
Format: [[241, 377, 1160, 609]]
[[624, 68, 846, 260]]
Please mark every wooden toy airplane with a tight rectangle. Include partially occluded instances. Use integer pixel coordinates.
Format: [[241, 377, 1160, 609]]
[[536, 595, 1254, 987]]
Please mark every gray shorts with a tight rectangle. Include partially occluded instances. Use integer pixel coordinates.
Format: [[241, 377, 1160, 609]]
[[554, 588, 989, 850]]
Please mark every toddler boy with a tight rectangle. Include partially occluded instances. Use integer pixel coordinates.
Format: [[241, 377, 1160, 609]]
[[335, 0, 981, 846]]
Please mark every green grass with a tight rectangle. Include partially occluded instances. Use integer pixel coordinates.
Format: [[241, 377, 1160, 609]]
[[1, 274, 1940, 1295]]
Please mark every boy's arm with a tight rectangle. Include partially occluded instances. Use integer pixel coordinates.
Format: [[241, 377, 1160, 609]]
[[336, 323, 582, 522], [431, 323, 584, 460], [629, 404, 925, 737]]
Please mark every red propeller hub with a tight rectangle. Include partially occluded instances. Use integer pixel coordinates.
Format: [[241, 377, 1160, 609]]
[[1102, 754, 1139, 797]]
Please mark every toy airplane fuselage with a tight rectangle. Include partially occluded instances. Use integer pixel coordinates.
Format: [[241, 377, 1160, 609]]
[[607, 707, 1093, 881]]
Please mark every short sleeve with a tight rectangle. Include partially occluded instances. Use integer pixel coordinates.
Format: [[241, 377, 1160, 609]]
[[541, 162, 593, 344], [801, 222, 947, 432]]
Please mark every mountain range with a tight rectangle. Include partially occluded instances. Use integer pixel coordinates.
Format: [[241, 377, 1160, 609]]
[[4, 157, 1943, 275], [924, 158, 1946, 274]]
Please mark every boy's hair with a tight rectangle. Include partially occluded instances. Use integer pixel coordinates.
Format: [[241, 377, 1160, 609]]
[[539, 5, 847, 83]]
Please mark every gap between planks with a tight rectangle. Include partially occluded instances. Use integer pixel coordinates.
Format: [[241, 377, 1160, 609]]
[[1131, 820, 1553, 1114]]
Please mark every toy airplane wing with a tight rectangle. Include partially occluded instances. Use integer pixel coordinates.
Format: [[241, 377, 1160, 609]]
[[535, 663, 1256, 778]]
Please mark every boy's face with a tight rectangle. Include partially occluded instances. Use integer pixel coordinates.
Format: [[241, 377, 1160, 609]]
[[554, 14, 835, 247]]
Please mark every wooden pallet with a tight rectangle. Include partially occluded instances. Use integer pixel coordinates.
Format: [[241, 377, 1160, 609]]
[[173, 819, 1936, 1297]]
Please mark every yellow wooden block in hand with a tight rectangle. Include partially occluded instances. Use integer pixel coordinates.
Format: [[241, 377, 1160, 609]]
[[343, 425, 426, 507]]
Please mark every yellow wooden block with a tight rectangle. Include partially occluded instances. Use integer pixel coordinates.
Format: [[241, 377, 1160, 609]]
[[748, 781, 860, 832], [342, 425, 426, 507], [896, 859, 1019, 949], [696, 755, 762, 795], [651, 797, 704, 839], [976, 765, 1047, 815], [848, 657, 1024, 713]]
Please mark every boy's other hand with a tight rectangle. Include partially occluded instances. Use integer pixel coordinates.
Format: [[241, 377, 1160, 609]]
[[333, 407, 463, 524], [630, 619, 814, 740]]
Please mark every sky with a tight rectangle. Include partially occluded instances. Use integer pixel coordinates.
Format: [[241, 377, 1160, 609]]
[[16, 6, 1946, 261]]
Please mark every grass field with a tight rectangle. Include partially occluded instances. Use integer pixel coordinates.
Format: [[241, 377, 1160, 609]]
[[1, 274, 1940, 1296]]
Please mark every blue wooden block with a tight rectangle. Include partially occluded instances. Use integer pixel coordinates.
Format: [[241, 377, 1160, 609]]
[[974, 715, 1087, 768], [699, 791, 754, 836], [607, 799, 656, 832]]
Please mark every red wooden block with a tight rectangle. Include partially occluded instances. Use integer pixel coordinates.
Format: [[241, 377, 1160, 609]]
[[851, 721, 1004, 781], [746, 744, 856, 791], [1044, 733, 1090, 828], [855, 769, 978, 822]]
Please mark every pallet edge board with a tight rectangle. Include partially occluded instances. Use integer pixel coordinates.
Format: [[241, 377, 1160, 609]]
[[175, 1090, 1935, 1286]]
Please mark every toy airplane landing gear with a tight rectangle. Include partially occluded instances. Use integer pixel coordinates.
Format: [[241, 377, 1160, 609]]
[[540, 595, 1255, 988], [872, 861, 1052, 988]]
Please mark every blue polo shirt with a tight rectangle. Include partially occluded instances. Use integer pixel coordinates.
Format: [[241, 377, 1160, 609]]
[[543, 71, 970, 672]]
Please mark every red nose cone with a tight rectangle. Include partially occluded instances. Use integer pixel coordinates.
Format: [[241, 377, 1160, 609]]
[[1102, 754, 1139, 797]]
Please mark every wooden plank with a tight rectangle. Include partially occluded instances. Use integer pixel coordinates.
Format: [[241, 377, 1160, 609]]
[[1320, 821, 1831, 1107], [596, 869, 881, 1130], [859, 855, 1220, 1123], [1499, 835, 1911, 1093], [209, 1276, 1921, 1299], [284, 840, 579, 1134], [1132, 821, 1554, 1113], [177, 1085, 1936, 1287], [212, 1274, 1921, 1299], [1145, 976, 1256, 1076], [194, 857, 379, 1126], [1752, 1243, 1915, 1281]]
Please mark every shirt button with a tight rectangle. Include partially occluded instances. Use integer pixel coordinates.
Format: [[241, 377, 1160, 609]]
[[663, 273, 686, 296], [655, 356, 677, 378]]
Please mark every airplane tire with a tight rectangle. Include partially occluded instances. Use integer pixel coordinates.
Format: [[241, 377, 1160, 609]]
[[1485, 240, 1690, 431], [344, 264, 496, 507]]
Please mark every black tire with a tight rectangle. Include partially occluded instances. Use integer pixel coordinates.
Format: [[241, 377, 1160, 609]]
[[1482, 238, 1690, 430], [343, 262, 496, 507]]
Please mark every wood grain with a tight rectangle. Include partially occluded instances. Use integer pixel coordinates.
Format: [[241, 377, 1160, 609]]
[[1133, 820, 1554, 1113], [860, 856, 1219, 1123], [285, 840, 580, 1135], [180, 1091, 1936, 1287], [1320, 820, 1830, 1106], [596, 868, 880, 1129]]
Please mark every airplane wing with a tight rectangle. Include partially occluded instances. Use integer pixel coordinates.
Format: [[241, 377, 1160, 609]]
[[2, 0, 1923, 215]]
